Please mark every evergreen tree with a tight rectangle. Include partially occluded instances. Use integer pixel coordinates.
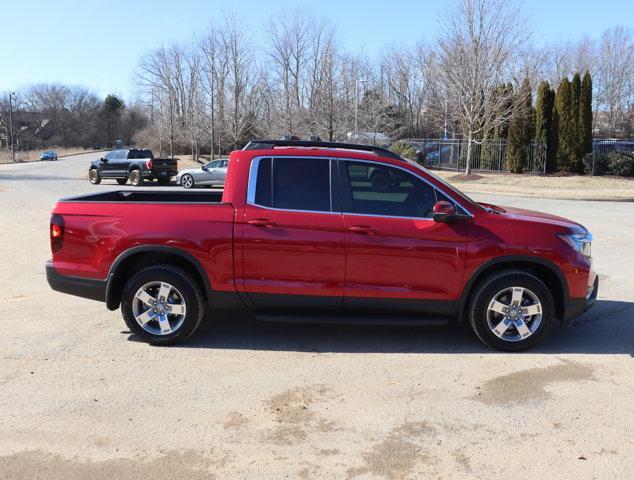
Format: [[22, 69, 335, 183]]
[[571, 72, 583, 170], [506, 79, 533, 173], [535, 81, 555, 172], [494, 82, 514, 139], [580, 71, 593, 158], [555, 77, 576, 172], [481, 84, 505, 169], [101, 94, 125, 148]]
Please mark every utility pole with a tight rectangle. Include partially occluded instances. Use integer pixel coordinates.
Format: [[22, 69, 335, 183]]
[[9, 92, 16, 163]]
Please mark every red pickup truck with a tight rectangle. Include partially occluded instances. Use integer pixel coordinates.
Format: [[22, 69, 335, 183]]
[[46, 140, 597, 350]]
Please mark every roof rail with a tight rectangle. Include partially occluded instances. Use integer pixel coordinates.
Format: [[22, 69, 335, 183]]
[[242, 139, 402, 160]]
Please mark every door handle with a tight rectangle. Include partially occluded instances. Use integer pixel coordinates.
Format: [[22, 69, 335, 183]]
[[248, 218, 276, 227], [347, 225, 377, 235]]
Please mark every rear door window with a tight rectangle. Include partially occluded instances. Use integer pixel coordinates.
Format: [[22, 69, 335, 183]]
[[250, 157, 333, 212]]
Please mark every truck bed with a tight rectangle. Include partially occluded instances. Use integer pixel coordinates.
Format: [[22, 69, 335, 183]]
[[60, 190, 224, 204]]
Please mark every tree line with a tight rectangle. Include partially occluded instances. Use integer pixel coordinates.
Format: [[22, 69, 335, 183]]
[[483, 71, 593, 174], [134, 2, 632, 164], [0, 85, 145, 150], [1, 0, 632, 172]]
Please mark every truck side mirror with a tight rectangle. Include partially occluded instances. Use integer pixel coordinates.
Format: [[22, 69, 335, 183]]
[[432, 201, 465, 223]]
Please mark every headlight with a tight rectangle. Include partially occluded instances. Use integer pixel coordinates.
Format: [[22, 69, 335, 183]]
[[558, 231, 592, 259]]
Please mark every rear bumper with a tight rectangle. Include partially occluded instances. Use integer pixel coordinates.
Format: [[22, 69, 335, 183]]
[[46, 260, 106, 302], [563, 274, 599, 325], [148, 169, 177, 178]]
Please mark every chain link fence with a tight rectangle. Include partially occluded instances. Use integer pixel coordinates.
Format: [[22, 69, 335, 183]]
[[406, 139, 547, 173]]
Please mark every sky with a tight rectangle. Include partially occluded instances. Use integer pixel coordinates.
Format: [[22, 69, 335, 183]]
[[1, 0, 631, 100]]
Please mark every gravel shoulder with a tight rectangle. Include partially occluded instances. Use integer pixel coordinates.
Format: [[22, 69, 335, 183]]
[[0, 153, 632, 479]]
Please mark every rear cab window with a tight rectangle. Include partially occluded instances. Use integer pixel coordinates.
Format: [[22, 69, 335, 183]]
[[127, 149, 153, 159]]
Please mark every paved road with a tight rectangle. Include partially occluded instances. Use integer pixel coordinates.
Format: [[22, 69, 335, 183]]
[[0, 153, 632, 479]]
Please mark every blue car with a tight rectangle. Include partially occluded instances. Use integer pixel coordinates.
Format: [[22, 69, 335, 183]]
[[40, 150, 58, 161]]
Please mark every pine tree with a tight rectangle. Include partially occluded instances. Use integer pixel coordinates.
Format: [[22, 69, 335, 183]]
[[507, 79, 532, 173], [580, 71, 593, 159], [481, 84, 505, 169], [555, 77, 576, 172], [535, 81, 555, 172], [571, 72, 583, 170], [494, 83, 514, 139]]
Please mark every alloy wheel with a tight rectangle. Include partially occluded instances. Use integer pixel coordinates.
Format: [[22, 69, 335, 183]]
[[132, 281, 187, 335], [486, 286, 542, 342], [181, 174, 194, 188]]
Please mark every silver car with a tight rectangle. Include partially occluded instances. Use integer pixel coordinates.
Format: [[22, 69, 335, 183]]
[[176, 159, 228, 188]]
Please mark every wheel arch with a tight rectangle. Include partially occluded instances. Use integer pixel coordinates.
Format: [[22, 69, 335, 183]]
[[105, 246, 211, 311], [457, 256, 568, 324]]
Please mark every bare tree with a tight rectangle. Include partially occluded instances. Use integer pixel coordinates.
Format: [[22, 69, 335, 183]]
[[596, 26, 633, 136], [434, 0, 528, 174], [222, 14, 258, 148]]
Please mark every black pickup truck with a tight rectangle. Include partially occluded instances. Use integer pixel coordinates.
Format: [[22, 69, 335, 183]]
[[88, 148, 178, 186]]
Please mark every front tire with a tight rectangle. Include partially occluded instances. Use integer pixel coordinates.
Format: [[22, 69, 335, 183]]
[[129, 170, 144, 186], [469, 270, 555, 351], [116, 178, 128, 185], [120, 265, 205, 345], [89, 168, 101, 184]]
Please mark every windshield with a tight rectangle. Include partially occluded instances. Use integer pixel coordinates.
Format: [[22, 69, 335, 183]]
[[404, 159, 483, 211]]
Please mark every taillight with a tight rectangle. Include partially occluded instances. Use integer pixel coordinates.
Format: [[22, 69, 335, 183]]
[[146, 159, 153, 170], [50, 214, 64, 253]]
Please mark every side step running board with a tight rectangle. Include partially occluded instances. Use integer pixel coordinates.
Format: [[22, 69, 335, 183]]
[[254, 312, 450, 327]]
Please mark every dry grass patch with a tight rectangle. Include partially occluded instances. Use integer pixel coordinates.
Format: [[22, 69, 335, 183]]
[[434, 170, 634, 200]]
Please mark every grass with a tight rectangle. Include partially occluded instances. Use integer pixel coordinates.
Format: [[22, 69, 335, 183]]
[[174, 155, 207, 171], [433, 170, 634, 201]]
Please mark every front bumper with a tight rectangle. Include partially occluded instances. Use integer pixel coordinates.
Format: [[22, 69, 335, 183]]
[[563, 274, 598, 325], [46, 260, 106, 302]]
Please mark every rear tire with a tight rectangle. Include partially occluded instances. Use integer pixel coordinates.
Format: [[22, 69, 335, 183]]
[[129, 170, 144, 186], [158, 177, 171, 186], [89, 168, 101, 184], [116, 178, 128, 185], [120, 265, 205, 345], [468, 270, 555, 351]]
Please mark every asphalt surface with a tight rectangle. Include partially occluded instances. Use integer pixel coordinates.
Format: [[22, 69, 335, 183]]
[[0, 152, 632, 479]]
